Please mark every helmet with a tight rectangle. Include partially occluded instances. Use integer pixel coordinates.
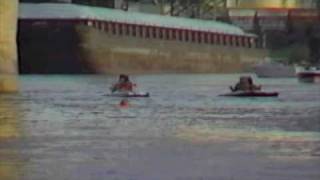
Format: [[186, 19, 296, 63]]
[[119, 74, 129, 82]]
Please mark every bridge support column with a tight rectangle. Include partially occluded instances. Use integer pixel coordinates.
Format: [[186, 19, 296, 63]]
[[0, 0, 19, 93]]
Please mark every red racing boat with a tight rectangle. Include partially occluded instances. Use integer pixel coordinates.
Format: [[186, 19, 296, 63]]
[[106, 92, 150, 98]]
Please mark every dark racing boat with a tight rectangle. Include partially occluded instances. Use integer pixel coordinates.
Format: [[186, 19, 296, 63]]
[[220, 91, 279, 97], [106, 92, 150, 98], [223, 76, 279, 97]]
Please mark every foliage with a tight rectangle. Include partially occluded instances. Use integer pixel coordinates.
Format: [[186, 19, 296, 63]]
[[270, 44, 309, 65]]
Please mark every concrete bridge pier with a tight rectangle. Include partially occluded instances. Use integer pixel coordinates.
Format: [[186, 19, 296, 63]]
[[0, 0, 19, 92]]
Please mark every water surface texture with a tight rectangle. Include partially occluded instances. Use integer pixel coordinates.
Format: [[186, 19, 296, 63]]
[[1, 74, 320, 180]]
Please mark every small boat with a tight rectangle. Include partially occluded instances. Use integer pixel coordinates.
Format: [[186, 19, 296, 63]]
[[106, 92, 150, 98], [295, 66, 320, 83], [220, 91, 279, 97], [254, 62, 295, 78]]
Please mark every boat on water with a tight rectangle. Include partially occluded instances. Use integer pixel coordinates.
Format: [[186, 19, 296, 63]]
[[106, 92, 150, 98], [221, 76, 279, 97], [253, 62, 295, 78], [295, 66, 320, 83], [220, 91, 279, 97], [18, 3, 265, 74]]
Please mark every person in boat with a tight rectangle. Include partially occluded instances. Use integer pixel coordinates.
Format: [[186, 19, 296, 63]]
[[230, 76, 261, 92], [111, 74, 136, 93], [248, 77, 262, 91]]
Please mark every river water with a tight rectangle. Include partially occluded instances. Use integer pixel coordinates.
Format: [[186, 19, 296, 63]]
[[1, 74, 320, 180]]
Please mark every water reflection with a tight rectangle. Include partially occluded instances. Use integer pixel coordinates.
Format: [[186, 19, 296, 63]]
[[175, 124, 320, 159], [0, 95, 22, 180]]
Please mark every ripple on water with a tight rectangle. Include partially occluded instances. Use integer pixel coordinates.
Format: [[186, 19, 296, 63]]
[[1, 75, 319, 180]]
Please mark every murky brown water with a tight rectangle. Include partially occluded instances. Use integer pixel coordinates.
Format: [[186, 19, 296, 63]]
[[1, 74, 320, 180]]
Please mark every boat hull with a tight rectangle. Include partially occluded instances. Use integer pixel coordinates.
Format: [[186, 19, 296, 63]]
[[18, 21, 267, 74], [297, 72, 320, 83], [221, 91, 279, 97], [106, 92, 150, 98]]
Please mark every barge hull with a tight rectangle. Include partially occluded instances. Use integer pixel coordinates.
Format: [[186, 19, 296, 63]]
[[18, 23, 267, 74]]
